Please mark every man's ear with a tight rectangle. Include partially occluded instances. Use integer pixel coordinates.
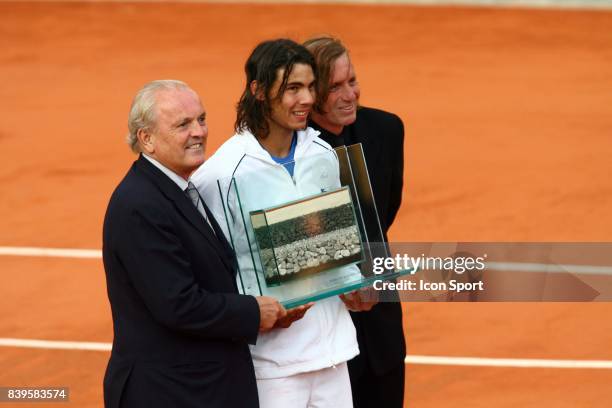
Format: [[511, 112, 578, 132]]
[[137, 128, 155, 154], [250, 80, 264, 101]]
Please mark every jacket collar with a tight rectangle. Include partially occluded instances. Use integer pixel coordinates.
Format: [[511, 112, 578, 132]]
[[309, 109, 382, 169], [236, 127, 321, 163], [134, 155, 236, 273], [141, 153, 189, 191]]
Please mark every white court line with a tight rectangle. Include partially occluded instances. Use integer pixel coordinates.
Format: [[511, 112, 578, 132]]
[[486, 261, 612, 276], [0, 338, 111, 351], [0, 0, 611, 8], [2, 337, 612, 368], [405, 355, 612, 369], [3, 246, 612, 277], [0, 246, 101, 259]]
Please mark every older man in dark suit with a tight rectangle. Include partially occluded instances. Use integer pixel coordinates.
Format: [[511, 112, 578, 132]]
[[304, 37, 406, 408], [102, 80, 289, 408]]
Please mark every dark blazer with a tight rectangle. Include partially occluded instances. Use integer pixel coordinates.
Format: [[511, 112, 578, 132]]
[[102, 155, 260, 408], [310, 106, 406, 376]]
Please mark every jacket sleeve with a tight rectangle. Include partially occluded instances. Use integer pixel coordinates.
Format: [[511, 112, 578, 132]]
[[387, 115, 405, 229], [116, 203, 260, 343]]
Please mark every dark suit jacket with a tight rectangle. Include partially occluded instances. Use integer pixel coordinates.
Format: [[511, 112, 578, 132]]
[[310, 106, 406, 376], [102, 155, 260, 408]]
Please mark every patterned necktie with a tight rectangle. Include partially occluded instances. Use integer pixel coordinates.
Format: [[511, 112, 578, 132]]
[[185, 181, 215, 234]]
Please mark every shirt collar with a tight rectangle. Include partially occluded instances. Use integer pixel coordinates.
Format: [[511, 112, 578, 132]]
[[142, 154, 189, 191], [238, 126, 321, 161]]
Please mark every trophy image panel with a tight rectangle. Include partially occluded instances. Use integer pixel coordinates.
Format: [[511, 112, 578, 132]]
[[251, 187, 364, 285]]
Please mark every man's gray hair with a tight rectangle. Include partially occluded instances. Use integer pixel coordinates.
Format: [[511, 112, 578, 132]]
[[126, 79, 190, 153]]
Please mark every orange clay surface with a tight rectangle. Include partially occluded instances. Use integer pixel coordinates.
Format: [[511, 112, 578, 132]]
[[1, 2, 612, 407]]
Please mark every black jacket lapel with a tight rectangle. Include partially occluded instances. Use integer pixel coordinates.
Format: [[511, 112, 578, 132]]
[[351, 113, 382, 170], [134, 156, 235, 273], [202, 201, 240, 277]]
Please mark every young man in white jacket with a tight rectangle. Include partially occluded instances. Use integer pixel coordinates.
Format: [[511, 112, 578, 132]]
[[192, 39, 367, 408]]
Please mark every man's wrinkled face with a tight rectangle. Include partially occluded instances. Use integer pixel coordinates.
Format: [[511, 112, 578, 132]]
[[319, 53, 360, 133], [142, 88, 207, 179]]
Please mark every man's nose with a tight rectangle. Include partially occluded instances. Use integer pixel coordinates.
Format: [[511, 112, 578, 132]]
[[190, 120, 207, 137], [300, 88, 314, 105], [340, 84, 357, 101]]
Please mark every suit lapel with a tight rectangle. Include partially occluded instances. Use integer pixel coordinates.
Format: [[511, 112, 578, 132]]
[[350, 112, 383, 171], [134, 156, 236, 274], [202, 201, 239, 275]]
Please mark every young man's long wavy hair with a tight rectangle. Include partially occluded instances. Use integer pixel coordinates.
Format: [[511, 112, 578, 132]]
[[235, 39, 316, 139]]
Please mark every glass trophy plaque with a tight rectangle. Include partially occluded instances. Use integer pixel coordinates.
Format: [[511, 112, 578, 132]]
[[216, 144, 412, 308]]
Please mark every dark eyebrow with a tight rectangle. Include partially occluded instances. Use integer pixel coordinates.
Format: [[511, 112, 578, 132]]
[[288, 78, 316, 87]]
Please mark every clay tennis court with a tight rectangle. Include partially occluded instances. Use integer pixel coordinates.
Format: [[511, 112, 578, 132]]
[[1, 1, 612, 406]]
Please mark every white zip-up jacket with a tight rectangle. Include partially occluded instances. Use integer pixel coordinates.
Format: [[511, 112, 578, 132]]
[[191, 127, 359, 379]]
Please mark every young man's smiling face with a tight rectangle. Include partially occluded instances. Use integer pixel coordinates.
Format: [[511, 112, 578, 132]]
[[267, 63, 316, 138]]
